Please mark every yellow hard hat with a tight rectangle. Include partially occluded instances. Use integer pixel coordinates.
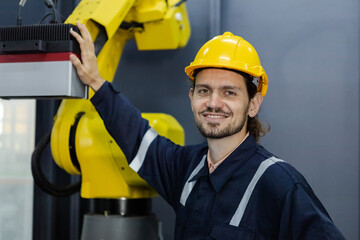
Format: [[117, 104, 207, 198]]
[[185, 32, 268, 97]]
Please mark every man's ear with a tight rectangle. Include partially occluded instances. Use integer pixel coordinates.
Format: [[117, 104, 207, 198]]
[[189, 88, 194, 101], [248, 92, 264, 118]]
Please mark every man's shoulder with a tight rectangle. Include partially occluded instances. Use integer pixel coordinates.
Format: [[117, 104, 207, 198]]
[[253, 145, 309, 193]]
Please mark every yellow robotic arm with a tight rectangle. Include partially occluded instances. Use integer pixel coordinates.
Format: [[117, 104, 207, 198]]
[[50, 0, 190, 199]]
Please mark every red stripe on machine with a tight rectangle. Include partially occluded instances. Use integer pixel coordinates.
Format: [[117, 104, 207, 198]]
[[0, 52, 80, 63]]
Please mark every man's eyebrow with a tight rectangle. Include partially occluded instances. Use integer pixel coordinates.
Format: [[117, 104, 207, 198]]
[[222, 85, 240, 90], [221, 85, 241, 91], [194, 84, 241, 91], [194, 84, 210, 88]]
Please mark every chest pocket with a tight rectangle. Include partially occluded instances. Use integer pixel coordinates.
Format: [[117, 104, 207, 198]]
[[207, 225, 255, 240]]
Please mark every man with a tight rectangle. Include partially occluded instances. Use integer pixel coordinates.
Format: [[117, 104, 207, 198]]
[[70, 23, 345, 239]]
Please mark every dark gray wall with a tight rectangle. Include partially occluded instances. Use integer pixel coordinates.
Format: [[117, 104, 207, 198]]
[[221, 1, 359, 239]]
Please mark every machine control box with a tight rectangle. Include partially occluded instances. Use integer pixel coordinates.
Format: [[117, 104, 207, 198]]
[[0, 24, 88, 99]]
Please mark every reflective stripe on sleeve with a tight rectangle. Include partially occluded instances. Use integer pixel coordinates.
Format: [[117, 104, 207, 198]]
[[229, 156, 284, 227], [129, 128, 158, 172], [180, 155, 206, 206]]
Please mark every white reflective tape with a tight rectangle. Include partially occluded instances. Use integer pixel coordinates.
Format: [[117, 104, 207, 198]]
[[229, 156, 284, 227], [180, 155, 206, 206], [129, 128, 158, 172]]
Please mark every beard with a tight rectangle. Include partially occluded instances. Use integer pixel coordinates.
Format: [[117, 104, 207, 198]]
[[194, 106, 249, 139]]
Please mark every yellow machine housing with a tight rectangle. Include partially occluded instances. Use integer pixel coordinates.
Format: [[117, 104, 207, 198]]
[[51, 0, 190, 199]]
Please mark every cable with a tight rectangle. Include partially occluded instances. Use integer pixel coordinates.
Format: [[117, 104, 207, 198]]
[[51, 8, 57, 23], [39, 0, 59, 24], [17, 0, 27, 25], [174, 0, 187, 7], [31, 131, 81, 197], [37, 12, 54, 24], [43, 0, 55, 8], [17, 5, 23, 26]]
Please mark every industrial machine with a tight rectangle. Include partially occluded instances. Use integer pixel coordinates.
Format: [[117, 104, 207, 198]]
[[0, 0, 190, 239]]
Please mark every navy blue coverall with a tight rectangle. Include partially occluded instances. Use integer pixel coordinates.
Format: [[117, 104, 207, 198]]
[[91, 82, 345, 240]]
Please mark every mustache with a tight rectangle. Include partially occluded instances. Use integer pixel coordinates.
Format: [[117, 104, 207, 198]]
[[199, 107, 231, 116]]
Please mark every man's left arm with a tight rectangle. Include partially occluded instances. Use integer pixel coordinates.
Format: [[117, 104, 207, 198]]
[[278, 183, 345, 240]]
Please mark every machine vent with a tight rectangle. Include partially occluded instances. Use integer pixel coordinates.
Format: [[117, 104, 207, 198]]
[[0, 24, 79, 41], [0, 23, 81, 54]]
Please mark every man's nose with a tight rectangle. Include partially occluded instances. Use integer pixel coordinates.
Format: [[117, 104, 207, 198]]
[[206, 93, 223, 109]]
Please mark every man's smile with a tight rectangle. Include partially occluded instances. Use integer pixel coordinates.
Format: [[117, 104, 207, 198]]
[[199, 109, 231, 123]]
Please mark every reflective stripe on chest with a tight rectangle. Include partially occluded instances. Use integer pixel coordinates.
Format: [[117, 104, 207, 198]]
[[179, 155, 284, 226], [229, 156, 284, 226], [180, 155, 206, 206]]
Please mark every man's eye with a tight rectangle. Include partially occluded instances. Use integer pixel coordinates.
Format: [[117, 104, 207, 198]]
[[225, 91, 236, 96], [198, 89, 209, 94]]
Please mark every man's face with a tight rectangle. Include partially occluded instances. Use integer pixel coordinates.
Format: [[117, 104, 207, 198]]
[[189, 68, 252, 139]]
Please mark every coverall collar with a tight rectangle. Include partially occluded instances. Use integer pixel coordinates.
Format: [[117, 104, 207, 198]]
[[190, 134, 258, 192]]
